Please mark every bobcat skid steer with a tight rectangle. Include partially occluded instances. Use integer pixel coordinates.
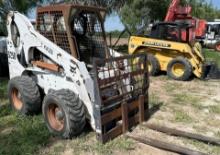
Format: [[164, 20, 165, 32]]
[[6, 4, 149, 143]]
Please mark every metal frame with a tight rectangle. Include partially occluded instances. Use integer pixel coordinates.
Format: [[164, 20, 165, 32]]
[[93, 54, 149, 143], [36, 4, 108, 59]]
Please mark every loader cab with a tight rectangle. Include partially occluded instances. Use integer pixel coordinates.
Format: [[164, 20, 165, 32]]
[[36, 4, 108, 66], [150, 22, 194, 43]]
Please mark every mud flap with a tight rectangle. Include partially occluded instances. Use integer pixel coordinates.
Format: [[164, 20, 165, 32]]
[[93, 54, 149, 143]]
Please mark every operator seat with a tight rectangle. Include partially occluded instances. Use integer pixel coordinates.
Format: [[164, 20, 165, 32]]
[[71, 12, 106, 66]]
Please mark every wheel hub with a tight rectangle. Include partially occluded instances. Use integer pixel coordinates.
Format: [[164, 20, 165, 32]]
[[11, 88, 23, 110], [148, 62, 152, 73], [47, 104, 64, 131], [55, 108, 64, 121], [172, 63, 185, 77]]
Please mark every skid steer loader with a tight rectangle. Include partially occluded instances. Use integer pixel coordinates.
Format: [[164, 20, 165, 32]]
[[6, 4, 149, 143], [129, 22, 206, 81]]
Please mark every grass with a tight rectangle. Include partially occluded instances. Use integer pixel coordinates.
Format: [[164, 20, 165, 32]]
[[171, 93, 202, 109], [0, 78, 134, 155], [208, 105, 220, 114], [204, 49, 220, 66], [174, 110, 193, 123], [183, 139, 220, 155], [164, 82, 182, 93], [0, 79, 51, 155], [149, 92, 160, 106], [172, 94, 189, 104], [41, 134, 134, 155], [91, 137, 134, 154], [1, 49, 220, 154], [0, 111, 51, 155], [0, 78, 8, 101]]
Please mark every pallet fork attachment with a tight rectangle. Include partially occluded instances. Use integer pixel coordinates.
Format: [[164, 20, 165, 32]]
[[93, 54, 149, 143]]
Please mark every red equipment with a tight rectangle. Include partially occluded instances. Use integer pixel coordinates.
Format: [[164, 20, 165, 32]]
[[165, 0, 207, 39]]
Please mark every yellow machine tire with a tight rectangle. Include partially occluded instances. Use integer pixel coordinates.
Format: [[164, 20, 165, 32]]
[[147, 54, 160, 76], [167, 57, 192, 81]]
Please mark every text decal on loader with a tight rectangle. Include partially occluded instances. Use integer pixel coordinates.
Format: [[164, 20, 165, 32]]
[[142, 41, 171, 48], [8, 51, 16, 60]]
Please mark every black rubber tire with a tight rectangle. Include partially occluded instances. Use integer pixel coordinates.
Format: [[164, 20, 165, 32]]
[[147, 54, 160, 76], [167, 57, 192, 81], [8, 76, 41, 115], [42, 89, 86, 138]]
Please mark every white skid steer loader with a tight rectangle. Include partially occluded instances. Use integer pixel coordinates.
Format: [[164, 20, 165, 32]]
[[6, 4, 149, 143]]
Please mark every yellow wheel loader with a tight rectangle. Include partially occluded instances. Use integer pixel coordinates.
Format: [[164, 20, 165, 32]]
[[129, 22, 206, 81]]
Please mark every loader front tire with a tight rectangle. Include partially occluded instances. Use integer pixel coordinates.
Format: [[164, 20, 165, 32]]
[[8, 76, 41, 115], [147, 54, 160, 76], [42, 89, 86, 139], [167, 57, 192, 81]]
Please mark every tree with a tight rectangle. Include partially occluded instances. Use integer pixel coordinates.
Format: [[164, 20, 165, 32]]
[[0, 0, 45, 35], [63, 0, 126, 14], [182, 0, 220, 20], [119, 0, 220, 33], [119, 0, 170, 33], [0, 0, 126, 35]]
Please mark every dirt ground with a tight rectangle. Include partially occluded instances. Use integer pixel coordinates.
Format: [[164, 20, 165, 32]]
[[1, 76, 220, 155], [39, 76, 220, 155]]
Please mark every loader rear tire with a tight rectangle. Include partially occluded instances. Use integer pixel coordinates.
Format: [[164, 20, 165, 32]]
[[147, 54, 160, 76], [8, 76, 41, 115], [42, 89, 86, 139], [167, 57, 192, 81]]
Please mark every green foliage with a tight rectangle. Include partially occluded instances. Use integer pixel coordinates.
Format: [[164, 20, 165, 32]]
[[184, 0, 220, 20], [64, 0, 126, 14], [0, 80, 51, 155], [0, 79, 8, 99], [0, 114, 51, 155], [204, 49, 220, 67], [119, 0, 170, 33], [119, 0, 220, 33], [0, 0, 44, 36]]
